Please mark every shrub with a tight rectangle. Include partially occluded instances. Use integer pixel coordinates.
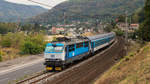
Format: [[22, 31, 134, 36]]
[[12, 32, 25, 48], [21, 33, 46, 55], [0, 33, 13, 47], [0, 34, 2, 41], [114, 29, 124, 36], [0, 37, 12, 47], [0, 51, 2, 62], [104, 24, 113, 32], [0, 32, 46, 55], [0, 25, 9, 34], [21, 41, 44, 54], [0, 32, 25, 48]]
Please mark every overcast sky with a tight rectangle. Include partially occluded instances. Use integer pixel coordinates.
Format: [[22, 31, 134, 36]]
[[5, 0, 67, 9]]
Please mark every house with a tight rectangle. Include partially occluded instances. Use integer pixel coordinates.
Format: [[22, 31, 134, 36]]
[[116, 22, 129, 31], [52, 27, 65, 34], [130, 24, 139, 30]]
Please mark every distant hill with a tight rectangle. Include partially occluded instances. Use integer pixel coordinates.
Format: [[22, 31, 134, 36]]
[[29, 0, 145, 24], [0, 0, 47, 22]]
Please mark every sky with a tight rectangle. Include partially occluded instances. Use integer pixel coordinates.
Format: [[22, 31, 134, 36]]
[[5, 0, 67, 9]]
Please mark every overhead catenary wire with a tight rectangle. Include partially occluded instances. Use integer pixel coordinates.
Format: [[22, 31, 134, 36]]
[[28, 0, 53, 8]]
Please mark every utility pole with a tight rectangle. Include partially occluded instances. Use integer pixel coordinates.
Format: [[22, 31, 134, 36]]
[[125, 11, 128, 44], [129, 16, 132, 30], [63, 11, 67, 35], [17, 17, 21, 32], [64, 12, 66, 25]]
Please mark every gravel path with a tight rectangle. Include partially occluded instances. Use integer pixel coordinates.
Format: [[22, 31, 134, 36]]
[[0, 54, 45, 84], [0, 54, 43, 71]]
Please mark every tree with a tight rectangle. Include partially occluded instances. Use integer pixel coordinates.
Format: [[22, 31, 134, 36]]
[[117, 15, 126, 22], [132, 8, 144, 23], [139, 0, 150, 41], [0, 51, 2, 61], [104, 24, 113, 32]]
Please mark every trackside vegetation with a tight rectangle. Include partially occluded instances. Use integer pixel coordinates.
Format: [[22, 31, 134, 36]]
[[114, 29, 124, 36], [139, 0, 150, 41], [95, 42, 150, 84], [0, 51, 2, 62], [21, 33, 46, 54], [0, 32, 46, 61], [0, 22, 49, 61]]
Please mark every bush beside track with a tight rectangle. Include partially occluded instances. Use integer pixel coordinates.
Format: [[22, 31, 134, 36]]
[[0, 32, 46, 61]]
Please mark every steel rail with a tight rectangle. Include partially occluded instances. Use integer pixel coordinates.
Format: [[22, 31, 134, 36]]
[[16, 72, 56, 84]]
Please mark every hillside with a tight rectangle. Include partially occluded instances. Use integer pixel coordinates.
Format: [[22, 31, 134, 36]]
[[29, 0, 145, 24], [0, 0, 47, 22], [95, 42, 150, 84]]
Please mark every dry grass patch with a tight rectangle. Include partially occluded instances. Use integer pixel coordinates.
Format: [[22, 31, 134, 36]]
[[95, 42, 150, 84], [1, 47, 21, 61]]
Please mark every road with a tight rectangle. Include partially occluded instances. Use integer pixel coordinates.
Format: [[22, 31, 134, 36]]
[[0, 59, 45, 84]]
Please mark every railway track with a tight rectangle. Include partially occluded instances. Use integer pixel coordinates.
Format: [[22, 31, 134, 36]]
[[43, 37, 125, 84], [16, 37, 125, 84], [16, 72, 56, 84]]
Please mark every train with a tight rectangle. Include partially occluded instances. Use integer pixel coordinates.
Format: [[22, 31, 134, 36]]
[[44, 32, 116, 71]]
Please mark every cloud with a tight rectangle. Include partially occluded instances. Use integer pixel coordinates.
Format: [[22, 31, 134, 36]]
[[5, 0, 67, 9]]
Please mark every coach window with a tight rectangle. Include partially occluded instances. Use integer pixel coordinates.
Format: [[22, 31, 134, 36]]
[[84, 42, 89, 47], [69, 45, 75, 52], [95, 41, 99, 47], [76, 42, 83, 48]]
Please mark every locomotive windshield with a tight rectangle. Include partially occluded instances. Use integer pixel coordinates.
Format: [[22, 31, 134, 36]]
[[45, 46, 63, 53]]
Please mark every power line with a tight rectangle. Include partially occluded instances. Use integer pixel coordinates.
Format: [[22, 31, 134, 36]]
[[27, 0, 53, 8]]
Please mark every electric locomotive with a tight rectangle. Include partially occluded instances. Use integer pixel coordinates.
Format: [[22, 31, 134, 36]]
[[44, 32, 116, 71]]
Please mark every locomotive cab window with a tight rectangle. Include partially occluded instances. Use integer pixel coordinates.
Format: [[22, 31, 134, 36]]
[[45, 46, 63, 53]]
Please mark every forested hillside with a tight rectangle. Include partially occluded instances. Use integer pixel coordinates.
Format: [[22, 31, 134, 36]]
[[29, 0, 145, 24], [0, 0, 47, 22]]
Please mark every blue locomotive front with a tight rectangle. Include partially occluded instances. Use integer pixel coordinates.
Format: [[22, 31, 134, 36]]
[[44, 43, 66, 71], [44, 40, 90, 71]]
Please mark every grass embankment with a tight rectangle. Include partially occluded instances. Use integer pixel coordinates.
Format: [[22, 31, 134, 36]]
[[95, 41, 150, 84]]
